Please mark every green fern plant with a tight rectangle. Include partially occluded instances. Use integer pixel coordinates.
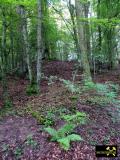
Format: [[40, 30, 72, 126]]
[[44, 123, 83, 150], [95, 83, 109, 94], [84, 81, 96, 90], [60, 79, 80, 93], [57, 134, 82, 150], [62, 111, 87, 125]]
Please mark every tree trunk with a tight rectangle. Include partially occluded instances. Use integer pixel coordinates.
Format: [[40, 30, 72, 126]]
[[97, 0, 102, 53], [84, 2, 91, 59], [37, 0, 43, 91], [19, 5, 33, 84], [68, 0, 80, 56], [107, 28, 116, 69], [75, 0, 92, 82], [16, 6, 27, 75], [1, 8, 12, 107], [10, 15, 14, 70]]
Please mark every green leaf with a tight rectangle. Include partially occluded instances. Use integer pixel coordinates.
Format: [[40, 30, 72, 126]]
[[58, 137, 70, 150], [58, 123, 75, 137], [62, 114, 75, 121], [44, 127, 57, 137], [67, 134, 83, 141], [76, 112, 86, 117]]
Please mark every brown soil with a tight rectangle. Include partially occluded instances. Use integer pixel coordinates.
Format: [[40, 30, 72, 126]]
[[0, 60, 120, 160]]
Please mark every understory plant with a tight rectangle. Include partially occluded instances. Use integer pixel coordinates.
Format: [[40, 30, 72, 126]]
[[26, 82, 38, 96], [62, 111, 87, 125], [60, 79, 80, 93], [81, 80, 119, 105], [14, 147, 23, 159], [44, 111, 87, 150], [26, 107, 54, 126], [44, 123, 82, 150], [25, 134, 37, 148]]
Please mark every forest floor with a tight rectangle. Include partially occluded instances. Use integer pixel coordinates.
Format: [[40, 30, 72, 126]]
[[0, 60, 120, 160]]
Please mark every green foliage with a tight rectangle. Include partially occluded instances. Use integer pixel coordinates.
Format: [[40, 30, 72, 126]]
[[0, 107, 16, 120], [70, 95, 78, 101], [86, 96, 113, 106], [3, 95, 13, 108], [44, 123, 82, 150], [1, 144, 10, 152], [25, 134, 37, 148], [26, 107, 45, 124], [57, 123, 76, 138], [81, 81, 119, 106], [45, 123, 75, 141], [44, 111, 55, 126], [106, 92, 117, 99], [95, 82, 118, 100], [58, 134, 82, 150], [44, 127, 58, 140], [95, 83, 108, 93], [26, 107, 55, 126], [26, 83, 38, 96], [56, 107, 70, 115], [60, 79, 80, 93], [103, 135, 110, 144], [14, 147, 23, 159], [57, 137, 70, 150], [84, 80, 119, 94], [2, 143, 23, 159], [84, 81, 96, 90], [31, 112, 45, 124], [62, 111, 87, 125], [78, 80, 120, 107]]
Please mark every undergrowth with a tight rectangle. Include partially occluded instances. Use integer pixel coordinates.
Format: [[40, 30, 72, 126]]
[[26, 82, 38, 96], [62, 111, 87, 125], [82, 81, 119, 106], [0, 107, 16, 120], [44, 111, 87, 150], [60, 78, 119, 106], [25, 107, 55, 126], [59, 79, 81, 93], [44, 123, 82, 150]]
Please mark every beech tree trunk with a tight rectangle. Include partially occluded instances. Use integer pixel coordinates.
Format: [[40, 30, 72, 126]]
[[16, 6, 26, 74], [1, 8, 12, 107], [68, 0, 80, 56], [19, 5, 33, 84], [37, 0, 43, 91], [75, 0, 92, 82]]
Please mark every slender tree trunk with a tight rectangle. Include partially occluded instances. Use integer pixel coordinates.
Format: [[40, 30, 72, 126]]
[[107, 28, 116, 69], [68, 0, 80, 56], [19, 5, 33, 84], [1, 8, 12, 107], [75, 0, 92, 82], [84, 2, 91, 59], [10, 17, 14, 70], [97, 0, 102, 53], [42, 0, 50, 59], [16, 6, 26, 75], [37, 0, 43, 91]]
